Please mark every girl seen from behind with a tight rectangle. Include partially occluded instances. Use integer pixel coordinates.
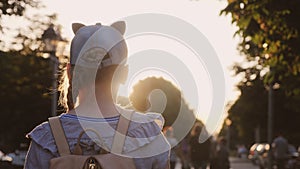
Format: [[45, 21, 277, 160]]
[[24, 21, 170, 169]]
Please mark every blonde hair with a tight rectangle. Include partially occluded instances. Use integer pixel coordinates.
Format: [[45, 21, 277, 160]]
[[58, 63, 121, 111], [58, 68, 70, 110]]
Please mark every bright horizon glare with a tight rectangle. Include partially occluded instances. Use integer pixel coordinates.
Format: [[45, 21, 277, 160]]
[[16, 0, 243, 132], [44, 0, 242, 132]]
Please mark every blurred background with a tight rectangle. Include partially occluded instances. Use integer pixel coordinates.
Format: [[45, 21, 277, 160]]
[[0, 0, 300, 168]]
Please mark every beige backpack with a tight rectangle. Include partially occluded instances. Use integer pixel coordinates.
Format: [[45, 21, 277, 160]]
[[48, 113, 136, 169]]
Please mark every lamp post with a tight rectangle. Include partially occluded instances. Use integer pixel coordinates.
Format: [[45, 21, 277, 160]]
[[41, 24, 64, 117], [225, 118, 232, 151], [267, 70, 274, 169]]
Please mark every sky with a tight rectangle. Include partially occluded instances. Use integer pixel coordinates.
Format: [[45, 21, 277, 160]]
[[11, 0, 243, 132]]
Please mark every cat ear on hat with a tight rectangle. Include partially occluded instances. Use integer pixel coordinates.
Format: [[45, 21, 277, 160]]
[[111, 21, 126, 35], [72, 23, 85, 34]]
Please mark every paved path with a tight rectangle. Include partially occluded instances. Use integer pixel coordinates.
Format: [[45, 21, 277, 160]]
[[230, 157, 259, 169], [175, 157, 259, 169]]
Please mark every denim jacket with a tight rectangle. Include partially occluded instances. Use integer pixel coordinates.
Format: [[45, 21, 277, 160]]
[[24, 110, 170, 169]]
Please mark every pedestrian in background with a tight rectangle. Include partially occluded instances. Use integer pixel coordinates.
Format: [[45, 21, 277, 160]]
[[164, 127, 180, 169], [179, 136, 191, 169], [209, 136, 219, 169], [273, 132, 289, 169], [216, 137, 230, 169], [189, 123, 211, 169]]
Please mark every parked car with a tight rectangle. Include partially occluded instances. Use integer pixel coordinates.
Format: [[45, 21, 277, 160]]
[[286, 145, 299, 169], [248, 143, 259, 164], [0, 150, 13, 169], [0, 150, 13, 162], [248, 143, 270, 165], [253, 144, 299, 169], [256, 144, 270, 169], [7, 149, 27, 167]]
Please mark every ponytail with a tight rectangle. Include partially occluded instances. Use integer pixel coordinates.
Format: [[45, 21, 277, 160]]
[[58, 66, 78, 111], [67, 80, 75, 110]]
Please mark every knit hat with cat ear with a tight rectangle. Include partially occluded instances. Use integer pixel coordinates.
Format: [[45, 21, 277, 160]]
[[70, 21, 127, 68]]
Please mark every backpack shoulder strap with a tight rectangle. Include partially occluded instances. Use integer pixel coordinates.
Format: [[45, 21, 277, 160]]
[[111, 111, 133, 154], [48, 116, 71, 156]]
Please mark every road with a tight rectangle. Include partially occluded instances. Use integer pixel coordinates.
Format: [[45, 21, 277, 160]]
[[230, 157, 259, 169], [175, 157, 259, 169]]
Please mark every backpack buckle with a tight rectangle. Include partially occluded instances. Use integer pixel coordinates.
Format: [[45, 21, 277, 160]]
[[85, 157, 101, 169], [89, 164, 96, 169]]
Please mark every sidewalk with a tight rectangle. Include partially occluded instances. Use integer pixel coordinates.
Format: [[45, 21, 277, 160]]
[[230, 157, 259, 169], [175, 157, 259, 169]]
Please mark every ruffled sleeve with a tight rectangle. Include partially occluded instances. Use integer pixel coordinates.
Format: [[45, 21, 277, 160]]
[[123, 112, 169, 155], [24, 140, 55, 169], [27, 122, 58, 156], [128, 112, 165, 138], [142, 112, 165, 129]]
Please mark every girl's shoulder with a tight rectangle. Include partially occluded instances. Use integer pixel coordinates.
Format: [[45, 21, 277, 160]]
[[27, 114, 84, 155], [114, 106, 165, 138], [27, 120, 57, 155], [129, 111, 164, 133], [27, 111, 166, 155], [121, 111, 166, 152], [123, 111, 170, 156], [27, 121, 51, 140]]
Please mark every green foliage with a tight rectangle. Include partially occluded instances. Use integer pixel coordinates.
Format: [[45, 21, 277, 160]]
[[221, 0, 300, 145], [0, 51, 53, 152], [228, 77, 268, 145], [12, 14, 59, 54], [0, 0, 65, 152], [221, 0, 300, 94], [227, 75, 300, 145], [0, 0, 60, 53], [0, 0, 41, 48], [0, 0, 40, 17]]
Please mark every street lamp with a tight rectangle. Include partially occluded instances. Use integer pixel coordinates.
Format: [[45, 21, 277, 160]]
[[225, 118, 232, 151], [267, 68, 275, 169], [41, 24, 64, 117]]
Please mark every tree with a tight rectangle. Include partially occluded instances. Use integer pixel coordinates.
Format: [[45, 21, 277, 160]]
[[0, 0, 42, 49], [0, 0, 61, 54], [227, 77, 268, 146], [0, 51, 53, 152], [0, 0, 65, 151], [221, 0, 300, 94], [129, 77, 198, 140], [225, 73, 300, 146], [0, 0, 40, 17], [130, 77, 183, 126], [221, 0, 300, 146], [11, 14, 60, 55]]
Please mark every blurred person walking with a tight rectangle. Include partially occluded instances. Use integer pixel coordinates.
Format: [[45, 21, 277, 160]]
[[216, 137, 230, 169], [209, 136, 219, 169], [189, 123, 211, 169], [178, 136, 191, 169], [164, 127, 180, 169], [273, 132, 289, 169]]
